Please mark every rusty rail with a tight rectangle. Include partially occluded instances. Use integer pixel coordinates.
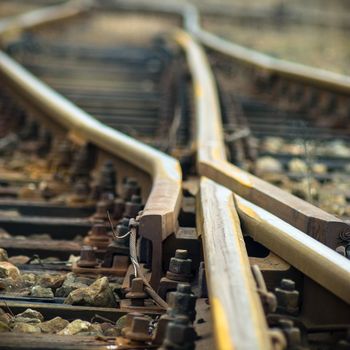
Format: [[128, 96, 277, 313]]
[[175, 30, 271, 350], [0, 50, 182, 288]]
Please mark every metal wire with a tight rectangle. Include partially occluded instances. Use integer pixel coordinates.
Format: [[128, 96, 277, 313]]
[[129, 226, 169, 309]]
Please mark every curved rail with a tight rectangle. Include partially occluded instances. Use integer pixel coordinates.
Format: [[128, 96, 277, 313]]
[[193, 30, 350, 95], [175, 26, 350, 343], [175, 30, 271, 350], [102, 0, 350, 94], [90, 1, 350, 244], [0, 51, 182, 288], [236, 195, 350, 305], [0, 0, 93, 43]]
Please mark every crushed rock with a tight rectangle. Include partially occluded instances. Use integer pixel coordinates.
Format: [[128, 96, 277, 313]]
[[64, 277, 116, 307], [0, 249, 8, 262], [0, 261, 20, 280], [39, 317, 69, 334], [31, 285, 54, 298], [15, 309, 44, 322], [58, 319, 96, 336], [12, 322, 41, 334]]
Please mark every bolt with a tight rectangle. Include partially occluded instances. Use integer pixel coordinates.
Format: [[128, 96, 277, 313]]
[[124, 195, 143, 218], [121, 312, 144, 336], [91, 201, 109, 221], [125, 316, 152, 342], [98, 160, 117, 196], [84, 221, 111, 249], [19, 120, 39, 140], [55, 141, 72, 168], [126, 277, 148, 307], [166, 249, 192, 282], [122, 177, 141, 201], [113, 197, 125, 220], [198, 262, 208, 298], [275, 279, 299, 316], [160, 316, 196, 350], [346, 244, 350, 259], [77, 245, 98, 268], [36, 129, 52, 156], [168, 283, 196, 322], [280, 279, 295, 291], [71, 180, 90, 203], [115, 217, 130, 246], [70, 146, 92, 181], [153, 314, 173, 344], [278, 318, 302, 347]]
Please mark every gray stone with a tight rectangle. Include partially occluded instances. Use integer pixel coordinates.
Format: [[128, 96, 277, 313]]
[[31, 286, 54, 298], [0, 249, 8, 262], [8, 255, 30, 265], [77, 323, 104, 336], [13, 317, 41, 325], [39, 317, 69, 333], [103, 326, 120, 337], [0, 312, 12, 326], [57, 319, 94, 336], [0, 321, 10, 332], [0, 230, 11, 239], [38, 273, 65, 290], [12, 322, 41, 334], [16, 309, 44, 322], [55, 273, 88, 297], [0, 262, 20, 280], [255, 156, 282, 175], [21, 273, 37, 288], [64, 277, 116, 307], [0, 277, 17, 291]]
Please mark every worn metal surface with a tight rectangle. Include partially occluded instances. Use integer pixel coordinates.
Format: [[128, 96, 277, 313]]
[[174, 29, 350, 246], [176, 30, 271, 350], [236, 194, 350, 305], [0, 50, 182, 287], [198, 179, 271, 350]]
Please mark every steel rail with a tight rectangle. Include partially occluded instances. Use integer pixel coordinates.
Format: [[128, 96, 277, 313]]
[[101, 0, 350, 93], [89, 1, 350, 245], [0, 0, 93, 43], [175, 30, 271, 350], [193, 29, 350, 94], [0, 51, 182, 288], [175, 19, 350, 329], [235, 195, 350, 305]]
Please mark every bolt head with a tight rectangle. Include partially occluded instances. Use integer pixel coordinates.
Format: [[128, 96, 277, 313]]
[[131, 278, 144, 293], [177, 284, 191, 294], [169, 257, 192, 275], [280, 279, 295, 291], [175, 249, 188, 259]]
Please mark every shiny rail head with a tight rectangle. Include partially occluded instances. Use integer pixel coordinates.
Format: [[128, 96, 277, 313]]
[[194, 29, 350, 95], [236, 194, 350, 305], [0, 49, 182, 287], [198, 178, 271, 350], [174, 28, 350, 247]]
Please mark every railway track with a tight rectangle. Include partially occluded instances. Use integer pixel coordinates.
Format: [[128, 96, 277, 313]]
[[0, 1, 349, 350]]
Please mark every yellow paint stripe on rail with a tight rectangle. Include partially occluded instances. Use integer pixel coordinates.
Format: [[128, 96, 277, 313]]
[[176, 30, 271, 350]]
